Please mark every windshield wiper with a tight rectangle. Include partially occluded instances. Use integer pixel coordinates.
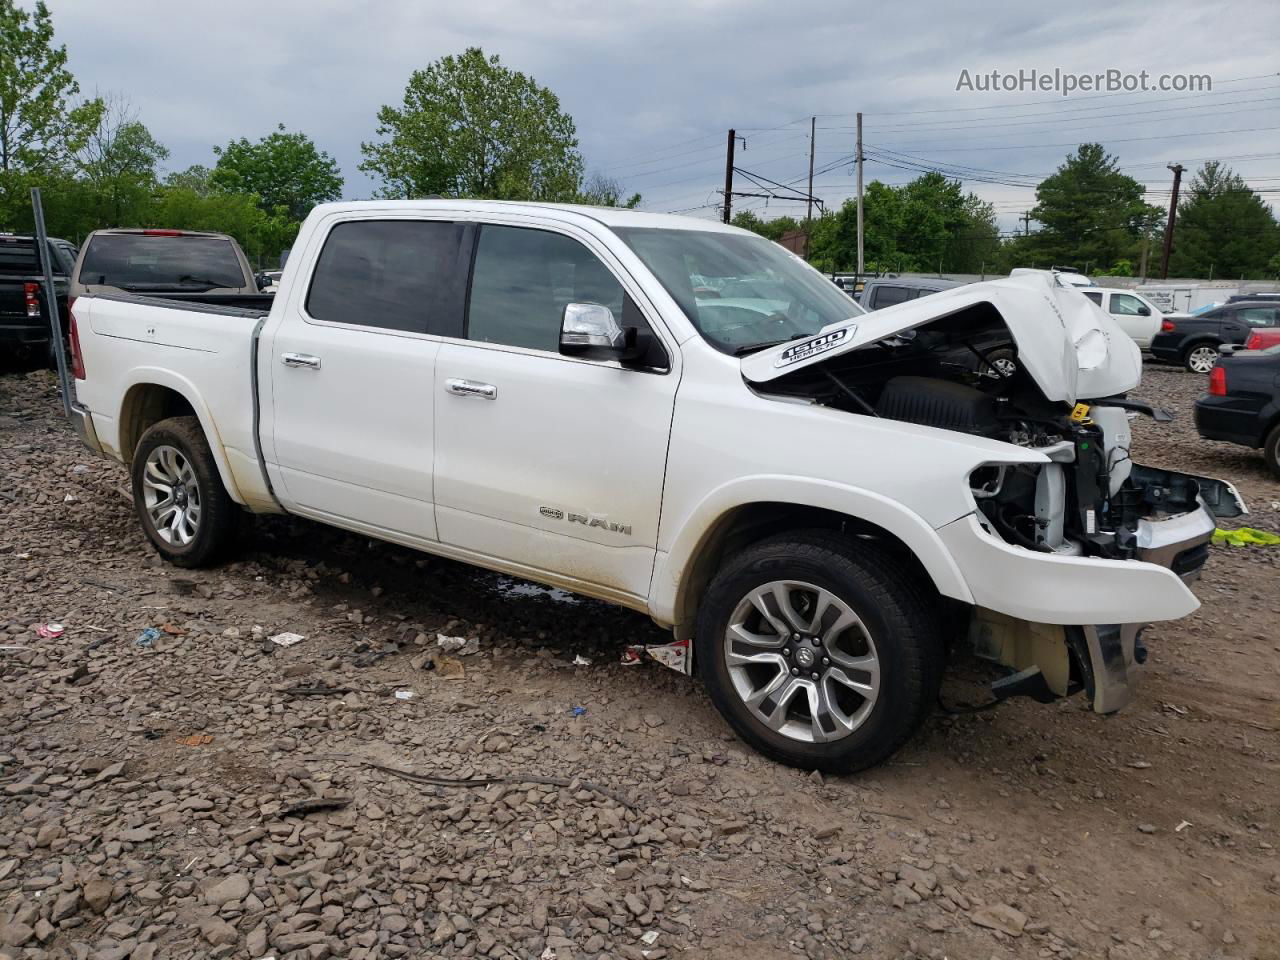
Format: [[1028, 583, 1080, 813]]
[[731, 333, 808, 357], [176, 275, 227, 287]]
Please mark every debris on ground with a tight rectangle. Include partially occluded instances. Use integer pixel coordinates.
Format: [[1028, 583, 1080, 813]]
[[134, 626, 160, 647], [269, 630, 306, 647], [1212, 526, 1280, 546]]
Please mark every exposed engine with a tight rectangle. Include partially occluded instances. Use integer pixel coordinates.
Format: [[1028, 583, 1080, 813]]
[[754, 306, 1202, 563]]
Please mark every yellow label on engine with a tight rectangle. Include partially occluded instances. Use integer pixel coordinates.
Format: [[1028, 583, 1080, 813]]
[[1070, 403, 1091, 423]]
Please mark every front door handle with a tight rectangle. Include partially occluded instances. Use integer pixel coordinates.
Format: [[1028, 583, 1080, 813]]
[[282, 352, 321, 370], [445, 378, 496, 400]]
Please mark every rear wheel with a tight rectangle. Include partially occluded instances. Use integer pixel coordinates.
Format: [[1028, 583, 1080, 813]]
[[131, 416, 238, 567], [695, 531, 943, 773], [980, 348, 1018, 379], [1264, 424, 1280, 480], [1183, 343, 1218, 374]]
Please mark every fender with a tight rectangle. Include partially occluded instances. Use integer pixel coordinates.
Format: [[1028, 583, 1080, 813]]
[[115, 366, 249, 506], [649, 475, 976, 626]]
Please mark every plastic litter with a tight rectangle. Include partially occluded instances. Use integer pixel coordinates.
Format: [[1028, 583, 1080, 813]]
[[270, 632, 307, 647], [640, 930, 660, 945], [36, 622, 64, 639], [572, 654, 592, 666], [394, 689, 415, 700], [174, 734, 213, 746], [1212, 526, 1280, 547], [134, 627, 160, 648], [620, 645, 645, 666], [571, 706, 587, 717], [437, 633, 480, 656], [1175, 820, 1192, 832]]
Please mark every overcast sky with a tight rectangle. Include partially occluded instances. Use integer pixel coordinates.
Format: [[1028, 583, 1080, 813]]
[[48, 0, 1280, 234]]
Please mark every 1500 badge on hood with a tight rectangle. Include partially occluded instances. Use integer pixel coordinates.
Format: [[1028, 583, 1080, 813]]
[[775, 326, 853, 367]]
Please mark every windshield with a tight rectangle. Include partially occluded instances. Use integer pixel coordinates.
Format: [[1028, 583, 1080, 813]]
[[78, 234, 247, 290], [615, 227, 864, 354]]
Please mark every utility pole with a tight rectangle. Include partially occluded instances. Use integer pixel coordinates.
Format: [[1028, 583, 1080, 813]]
[[856, 112, 864, 276], [1159, 163, 1184, 280], [722, 128, 736, 224], [1020, 210, 1032, 236], [805, 117, 816, 226]]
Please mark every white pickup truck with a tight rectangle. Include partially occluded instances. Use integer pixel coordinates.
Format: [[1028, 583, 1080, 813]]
[[67, 200, 1245, 772]]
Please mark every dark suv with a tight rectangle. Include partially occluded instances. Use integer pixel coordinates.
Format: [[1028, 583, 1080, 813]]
[[1149, 301, 1280, 373], [858, 276, 965, 310]]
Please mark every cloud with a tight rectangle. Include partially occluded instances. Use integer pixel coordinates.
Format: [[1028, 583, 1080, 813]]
[[47, 0, 1280, 226]]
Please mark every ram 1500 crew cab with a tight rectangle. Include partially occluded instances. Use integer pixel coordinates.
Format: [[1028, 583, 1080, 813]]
[[67, 200, 1245, 772]]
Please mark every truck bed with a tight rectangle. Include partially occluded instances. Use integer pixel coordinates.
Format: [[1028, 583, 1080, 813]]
[[87, 291, 273, 319], [72, 293, 274, 511]]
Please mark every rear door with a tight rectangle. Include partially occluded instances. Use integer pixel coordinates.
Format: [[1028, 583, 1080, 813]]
[[264, 216, 471, 542], [431, 220, 679, 602]]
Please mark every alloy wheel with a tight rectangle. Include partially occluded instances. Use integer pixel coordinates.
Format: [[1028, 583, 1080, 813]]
[[141, 444, 202, 546], [723, 580, 880, 744], [1187, 346, 1218, 373]]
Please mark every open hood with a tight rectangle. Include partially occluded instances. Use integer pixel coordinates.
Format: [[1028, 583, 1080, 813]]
[[740, 271, 1142, 404]]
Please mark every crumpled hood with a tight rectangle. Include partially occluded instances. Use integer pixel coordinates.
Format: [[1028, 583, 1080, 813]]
[[740, 271, 1142, 404]]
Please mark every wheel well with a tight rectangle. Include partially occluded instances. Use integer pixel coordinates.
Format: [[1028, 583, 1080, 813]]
[[119, 384, 197, 464], [673, 502, 944, 635], [1182, 337, 1220, 356]]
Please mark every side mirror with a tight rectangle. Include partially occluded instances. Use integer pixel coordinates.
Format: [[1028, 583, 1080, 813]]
[[1137, 305, 1151, 316], [559, 303, 642, 361], [256, 273, 269, 291]]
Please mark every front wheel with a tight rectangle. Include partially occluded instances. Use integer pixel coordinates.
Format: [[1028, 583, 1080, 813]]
[[131, 416, 239, 567], [1183, 343, 1219, 374], [695, 532, 943, 773]]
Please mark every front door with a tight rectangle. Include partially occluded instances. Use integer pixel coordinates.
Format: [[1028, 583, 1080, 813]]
[[265, 217, 470, 542], [432, 222, 678, 601]]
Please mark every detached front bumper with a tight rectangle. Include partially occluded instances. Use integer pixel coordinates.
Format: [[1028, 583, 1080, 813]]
[[947, 465, 1244, 714]]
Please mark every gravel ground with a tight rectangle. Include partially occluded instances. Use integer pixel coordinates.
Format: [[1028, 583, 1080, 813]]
[[1, 362, 1277, 960]]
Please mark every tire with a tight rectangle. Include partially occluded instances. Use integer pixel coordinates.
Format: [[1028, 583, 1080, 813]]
[[695, 531, 943, 774], [979, 348, 1018, 379], [130, 416, 238, 567], [1264, 424, 1280, 480], [1183, 342, 1219, 374]]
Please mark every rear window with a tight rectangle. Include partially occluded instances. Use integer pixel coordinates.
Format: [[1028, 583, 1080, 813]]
[[0, 238, 39, 276], [78, 234, 247, 290]]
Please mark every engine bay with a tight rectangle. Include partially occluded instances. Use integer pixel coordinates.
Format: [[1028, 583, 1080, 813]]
[[753, 305, 1203, 562]]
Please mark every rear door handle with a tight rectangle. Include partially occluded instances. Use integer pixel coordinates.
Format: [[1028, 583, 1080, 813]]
[[445, 378, 496, 400], [282, 352, 321, 370]]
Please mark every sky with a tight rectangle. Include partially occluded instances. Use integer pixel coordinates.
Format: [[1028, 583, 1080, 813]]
[[46, 0, 1280, 235]]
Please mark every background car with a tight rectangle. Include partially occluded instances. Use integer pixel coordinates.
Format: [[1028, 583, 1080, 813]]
[[1194, 344, 1280, 476], [0, 232, 76, 365], [1079, 287, 1164, 349], [858, 276, 966, 310], [1149, 301, 1280, 373], [69, 228, 260, 298]]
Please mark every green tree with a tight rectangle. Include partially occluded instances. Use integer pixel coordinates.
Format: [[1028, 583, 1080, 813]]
[[78, 97, 168, 227], [360, 47, 584, 201], [1167, 162, 1280, 280], [730, 210, 802, 243], [0, 0, 102, 174], [212, 124, 342, 220], [1028, 143, 1148, 271], [150, 186, 296, 265], [163, 164, 215, 196], [578, 172, 640, 208]]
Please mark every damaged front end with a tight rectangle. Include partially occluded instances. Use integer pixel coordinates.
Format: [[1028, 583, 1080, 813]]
[[742, 272, 1246, 714]]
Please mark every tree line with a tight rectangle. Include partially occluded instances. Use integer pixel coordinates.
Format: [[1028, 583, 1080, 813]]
[[3, 0, 1275, 278], [736, 143, 1280, 280]]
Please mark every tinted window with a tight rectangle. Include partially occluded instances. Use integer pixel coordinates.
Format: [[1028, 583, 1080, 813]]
[[0, 238, 39, 276], [870, 285, 912, 309], [1082, 291, 1103, 306], [307, 220, 468, 336], [467, 225, 625, 352], [78, 234, 247, 290], [1237, 307, 1279, 327]]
